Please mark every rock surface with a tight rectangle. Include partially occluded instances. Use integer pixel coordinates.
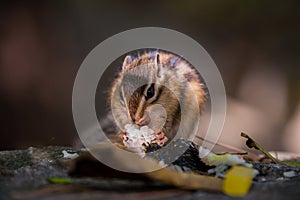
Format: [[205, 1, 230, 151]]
[[0, 146, 300, 200]]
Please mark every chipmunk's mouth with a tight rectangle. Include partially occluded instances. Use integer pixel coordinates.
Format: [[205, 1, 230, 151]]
[[119, 124, 168, 155]]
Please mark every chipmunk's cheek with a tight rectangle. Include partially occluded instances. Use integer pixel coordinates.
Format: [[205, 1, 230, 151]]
[[147, 104, 167, 132]]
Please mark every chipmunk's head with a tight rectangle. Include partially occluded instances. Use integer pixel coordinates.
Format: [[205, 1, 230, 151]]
[[110, 52, 181, 135]]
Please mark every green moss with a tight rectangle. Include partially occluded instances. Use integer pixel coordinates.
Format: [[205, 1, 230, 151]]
[[0, 151, 33, 175], [0, 146, 80, 176]]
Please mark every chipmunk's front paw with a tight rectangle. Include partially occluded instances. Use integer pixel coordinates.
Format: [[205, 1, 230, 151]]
[[156, 131, 168, 146]]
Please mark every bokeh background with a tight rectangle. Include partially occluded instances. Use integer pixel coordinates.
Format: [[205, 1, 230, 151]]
[[1, 0, 299, 152]]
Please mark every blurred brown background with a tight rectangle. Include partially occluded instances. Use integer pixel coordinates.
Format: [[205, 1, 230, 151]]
[[0, 0, 299, 152]]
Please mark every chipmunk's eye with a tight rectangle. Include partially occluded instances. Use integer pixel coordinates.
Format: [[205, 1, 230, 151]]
[[146, 84, 155, 100]]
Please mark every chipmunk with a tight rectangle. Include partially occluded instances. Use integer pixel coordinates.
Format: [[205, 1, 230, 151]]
[[109, 50, 206, 145]]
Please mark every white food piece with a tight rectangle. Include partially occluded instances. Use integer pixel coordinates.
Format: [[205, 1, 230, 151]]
[[283, 171, 297, 178], [199, 147, 251, 167], [158, 160, 167, 168], [122, 124, 158, 155], [62, 150, 79, 159], [199, 146, 256, 177]]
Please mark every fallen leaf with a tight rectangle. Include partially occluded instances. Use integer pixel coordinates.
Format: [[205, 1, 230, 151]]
[[223, 166, 255, 196], [241, 132, 300, 168], [241, 132, 279, 163], [47, 177, 72, 184]]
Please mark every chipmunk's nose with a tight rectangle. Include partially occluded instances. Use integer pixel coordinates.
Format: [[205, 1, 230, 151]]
[[130, 113, 136, 123]]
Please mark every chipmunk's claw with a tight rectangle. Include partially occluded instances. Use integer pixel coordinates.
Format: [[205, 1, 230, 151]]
[[156, 131, 168, 146]]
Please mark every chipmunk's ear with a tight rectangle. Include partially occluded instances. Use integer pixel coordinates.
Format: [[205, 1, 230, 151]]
[[122, 55, 132, 72]]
